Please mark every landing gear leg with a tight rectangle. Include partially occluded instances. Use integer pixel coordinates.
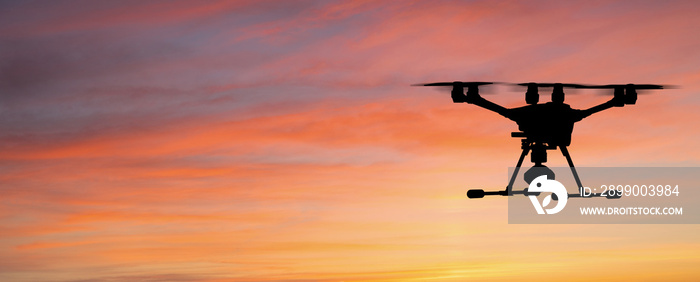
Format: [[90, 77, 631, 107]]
[[560, 146, 583, 194], [505, 145, 530, 195]]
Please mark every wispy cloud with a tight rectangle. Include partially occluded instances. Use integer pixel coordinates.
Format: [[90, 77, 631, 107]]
[[1, 0, 700, 281]]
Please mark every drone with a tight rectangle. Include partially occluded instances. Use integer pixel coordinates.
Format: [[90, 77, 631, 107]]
[[413, 81, 668, 200]]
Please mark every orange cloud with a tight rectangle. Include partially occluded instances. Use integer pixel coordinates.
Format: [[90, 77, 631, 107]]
[[2, 1, 700, 281]]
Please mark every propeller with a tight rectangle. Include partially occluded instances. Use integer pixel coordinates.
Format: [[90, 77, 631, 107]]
[[494, 82, 583, 101], [572, 83, 667, 90], [512, 82, 590, 88], [576, 84, 671, 105], [411, 81, 496, 87], [411, 81, 501, 96]]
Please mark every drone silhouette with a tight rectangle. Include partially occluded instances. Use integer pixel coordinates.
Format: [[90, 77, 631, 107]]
[[413, 81, 667, 200]]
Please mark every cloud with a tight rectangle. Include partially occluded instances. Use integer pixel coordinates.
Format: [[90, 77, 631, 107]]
[[2, 0, 700, 281]]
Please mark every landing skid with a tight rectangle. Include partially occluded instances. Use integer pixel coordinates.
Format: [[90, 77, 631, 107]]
[[466, 137, 621, 200], [466, 188, 621, 199]]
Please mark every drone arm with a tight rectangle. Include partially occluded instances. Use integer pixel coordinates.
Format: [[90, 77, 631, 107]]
[[451, 84, 510, 117], [579, 99, 617, 118], [470, 96, 511, 117]]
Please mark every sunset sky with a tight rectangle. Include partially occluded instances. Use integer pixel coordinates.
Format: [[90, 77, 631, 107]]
[[2, 0, 700, 281]]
